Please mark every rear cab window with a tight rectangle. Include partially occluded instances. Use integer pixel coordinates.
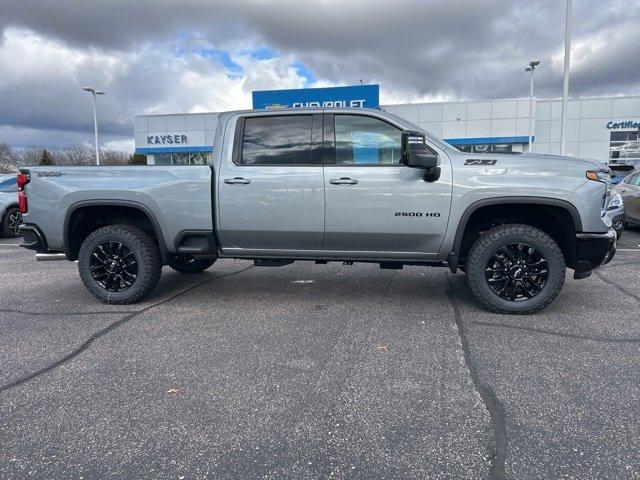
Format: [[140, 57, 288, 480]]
[[237, 114, 322, 165]]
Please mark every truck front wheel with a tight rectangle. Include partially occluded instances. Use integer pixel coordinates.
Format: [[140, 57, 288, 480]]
[[78, 225, 162, 304], [168, 254, 216, 273], [465, 224, 566, 314]]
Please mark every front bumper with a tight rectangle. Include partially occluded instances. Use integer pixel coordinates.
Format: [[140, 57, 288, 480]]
[[573, 228, 616, 279]]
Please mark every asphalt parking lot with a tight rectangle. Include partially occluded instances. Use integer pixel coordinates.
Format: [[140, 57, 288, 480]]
[[1, 230, 640, 480]]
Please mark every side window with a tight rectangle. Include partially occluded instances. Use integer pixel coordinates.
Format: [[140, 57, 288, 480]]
[[633, 173, 640, 186], [0, 178, 17, 193], [241, 115, 313, 165], [334, 115, 402, 166], [624, 173, 639, 185]]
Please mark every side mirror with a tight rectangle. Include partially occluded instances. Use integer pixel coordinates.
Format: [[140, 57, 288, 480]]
[[401, 130, 441, 182]]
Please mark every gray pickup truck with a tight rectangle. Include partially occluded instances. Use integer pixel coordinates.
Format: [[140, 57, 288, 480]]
[[18, 107, 616, 313]]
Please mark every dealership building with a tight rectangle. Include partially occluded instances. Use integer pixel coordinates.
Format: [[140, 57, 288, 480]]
[[134, 85, 640, 165]]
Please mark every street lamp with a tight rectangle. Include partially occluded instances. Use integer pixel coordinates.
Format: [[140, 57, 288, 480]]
[[525, 60, 541, 153], [82, 87, 105, 165], [560, 0, 572, 156]]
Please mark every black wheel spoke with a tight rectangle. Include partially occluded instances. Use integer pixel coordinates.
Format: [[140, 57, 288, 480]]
[[486, 242, 548, 302], [89, 241, 138, 293]]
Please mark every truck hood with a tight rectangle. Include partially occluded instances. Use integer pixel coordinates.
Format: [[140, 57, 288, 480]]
[[464, 152, 605, 171]]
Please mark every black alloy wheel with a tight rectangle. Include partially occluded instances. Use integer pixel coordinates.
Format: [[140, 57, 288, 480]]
[[89, 241, 139, 292], [7, 209, 21, 237], [485, 242, 548, 301]]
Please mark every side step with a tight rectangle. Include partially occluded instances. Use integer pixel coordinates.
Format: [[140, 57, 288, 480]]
[[254, 259, 294, 267]]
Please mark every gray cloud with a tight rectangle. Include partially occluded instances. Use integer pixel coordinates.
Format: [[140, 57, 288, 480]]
[[0, 0, 639, 149]]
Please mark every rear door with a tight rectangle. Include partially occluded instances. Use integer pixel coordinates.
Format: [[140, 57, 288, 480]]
[[218, 113, 325, 251], [322, 113, 452, 257]]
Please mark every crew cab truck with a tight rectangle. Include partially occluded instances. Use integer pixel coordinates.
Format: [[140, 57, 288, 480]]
[[18, 108, 616, 313]]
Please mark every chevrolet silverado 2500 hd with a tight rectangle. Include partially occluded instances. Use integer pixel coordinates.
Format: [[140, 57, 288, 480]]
[[18, 108, 616, 313]]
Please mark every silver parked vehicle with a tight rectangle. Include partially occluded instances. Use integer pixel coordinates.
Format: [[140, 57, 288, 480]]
[[0, 175, 21, 238], [18, 108, 616, 313]]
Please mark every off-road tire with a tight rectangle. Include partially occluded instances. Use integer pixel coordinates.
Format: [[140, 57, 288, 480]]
[[2, 206, 21, 238], [465, 223, 566, 314], [78, 225, 162, 304], [168, 255, 216, 273]]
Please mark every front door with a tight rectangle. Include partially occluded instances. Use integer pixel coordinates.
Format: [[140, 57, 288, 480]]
[[323, 113, 452, 257], [218, 113, 325, 251]]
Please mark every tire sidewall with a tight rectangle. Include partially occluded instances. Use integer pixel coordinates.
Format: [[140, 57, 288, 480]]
[[469, 229, 565, 313], [79, 229, 156, 303]]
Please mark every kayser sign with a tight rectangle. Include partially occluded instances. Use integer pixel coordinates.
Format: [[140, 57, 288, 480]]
[[147, 134, 188, 145], [252, 84, 380, 109]]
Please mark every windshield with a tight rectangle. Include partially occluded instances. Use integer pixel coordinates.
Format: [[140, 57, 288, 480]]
[[382, 111, 457, 152]]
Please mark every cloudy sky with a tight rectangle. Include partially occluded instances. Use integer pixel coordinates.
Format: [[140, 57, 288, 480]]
[[0, 0, 639, 151]]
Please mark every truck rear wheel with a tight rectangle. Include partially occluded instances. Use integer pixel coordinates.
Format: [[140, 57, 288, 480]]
[[465, 224, 565, 314], [168, 254, 216, 273], [78, 225, 162, 304]]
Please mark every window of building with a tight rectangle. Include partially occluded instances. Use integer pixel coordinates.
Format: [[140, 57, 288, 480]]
[[334, 115, 402, 165], [0, 178, 17, 193], [609, 130, 640, 162], [154, 152, 212, 166], [454, 144, 514, 154], [241, 115, 313, 165]]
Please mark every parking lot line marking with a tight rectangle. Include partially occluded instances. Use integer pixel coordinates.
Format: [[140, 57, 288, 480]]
[[0, 244, 20, 247], [617, 248, 640, 252]]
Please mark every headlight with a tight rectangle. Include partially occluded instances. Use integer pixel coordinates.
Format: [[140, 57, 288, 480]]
[[586, 169, 611, 184], [608, 192, 623, 210]]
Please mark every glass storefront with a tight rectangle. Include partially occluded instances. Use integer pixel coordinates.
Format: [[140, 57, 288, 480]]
[[154, 152, 212, 166], [454, 143, 515, 154], [609, 130, 640, 164]]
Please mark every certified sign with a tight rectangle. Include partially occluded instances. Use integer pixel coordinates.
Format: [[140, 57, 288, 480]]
[[606, 120, 640, 129]]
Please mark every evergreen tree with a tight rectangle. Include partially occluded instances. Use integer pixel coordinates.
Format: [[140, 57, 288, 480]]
[[128, 153, 147, 165], [39, 149, 54, 165]]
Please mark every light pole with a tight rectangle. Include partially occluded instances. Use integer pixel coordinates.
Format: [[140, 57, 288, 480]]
[[560, 0, 572, 156], [82, 87, 105, 165], [525, 60, 541, 153]]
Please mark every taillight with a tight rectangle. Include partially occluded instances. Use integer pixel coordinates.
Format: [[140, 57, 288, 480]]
[[17, 173, 30, 214]]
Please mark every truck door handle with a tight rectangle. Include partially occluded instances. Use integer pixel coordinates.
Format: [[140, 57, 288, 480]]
[[329, 177, 358, 185], [224, 177, 251, 185]]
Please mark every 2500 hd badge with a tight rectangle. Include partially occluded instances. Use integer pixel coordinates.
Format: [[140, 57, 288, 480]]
[[395, 212, 441, 217]]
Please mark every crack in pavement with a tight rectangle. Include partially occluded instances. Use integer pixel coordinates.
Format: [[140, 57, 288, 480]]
[[0, 266, 253, 393], [446, 275, 507, 480], [0, 309, 138, 316], [472, 321, 640, 343], [593, 270, 640, 304]]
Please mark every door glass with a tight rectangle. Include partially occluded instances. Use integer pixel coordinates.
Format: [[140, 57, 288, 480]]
[[241, 115, 313, 165], [334, 115, 402, 165]]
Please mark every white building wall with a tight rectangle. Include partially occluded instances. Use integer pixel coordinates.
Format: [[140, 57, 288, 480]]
[[384, 95, 640, 161], [135, 96, 640, 164]]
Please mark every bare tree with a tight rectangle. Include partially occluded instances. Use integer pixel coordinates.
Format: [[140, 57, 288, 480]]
[[0, 143, 18, 173], [16, 147, 44, 166], [99, 149, 129, 166], [58, 144, 94, 166]]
